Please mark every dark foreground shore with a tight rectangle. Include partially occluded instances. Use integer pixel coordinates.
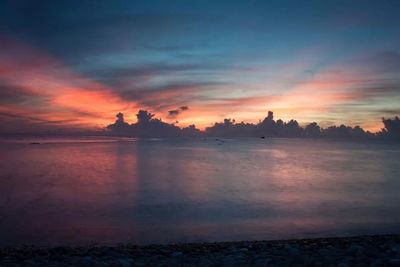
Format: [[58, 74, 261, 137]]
[[2, 235, 400, 267]]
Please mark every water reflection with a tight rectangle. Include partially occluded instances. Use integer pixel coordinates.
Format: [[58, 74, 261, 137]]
[[1, 138, 400, 246]]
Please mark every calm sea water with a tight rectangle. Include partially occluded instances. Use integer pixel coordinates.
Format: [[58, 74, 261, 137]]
[[1, 137, 400, 246]]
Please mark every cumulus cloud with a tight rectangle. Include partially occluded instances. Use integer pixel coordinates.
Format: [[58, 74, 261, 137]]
[[107, 109, 200, 137], [106, 109, 400, 140]]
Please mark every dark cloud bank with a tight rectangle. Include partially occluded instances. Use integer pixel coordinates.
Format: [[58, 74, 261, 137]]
[[107, 110, 400, 141]]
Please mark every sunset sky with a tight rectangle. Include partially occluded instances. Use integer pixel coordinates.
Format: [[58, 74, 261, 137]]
[[1, 0, 400, 134]]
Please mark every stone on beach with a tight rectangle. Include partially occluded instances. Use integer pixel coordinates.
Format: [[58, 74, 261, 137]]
[[1, 235, 400, 267]]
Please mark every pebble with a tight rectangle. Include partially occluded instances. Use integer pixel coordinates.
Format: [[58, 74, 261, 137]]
[[348, 244, 363, 255], [389, 258, 400, 266], [2, 235, 400, 266], [170, 251, 183, 257], [119, 258, 134, 267], [393, 244, 400, 253]]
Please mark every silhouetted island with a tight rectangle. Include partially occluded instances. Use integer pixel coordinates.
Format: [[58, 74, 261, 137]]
[[106, 110, 400, 140]]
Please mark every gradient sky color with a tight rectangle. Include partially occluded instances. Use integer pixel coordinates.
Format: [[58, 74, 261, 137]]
[[1, 0, 400, 134]]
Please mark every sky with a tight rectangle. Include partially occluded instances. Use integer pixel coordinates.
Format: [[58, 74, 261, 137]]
[[1, 0, 400, 134]]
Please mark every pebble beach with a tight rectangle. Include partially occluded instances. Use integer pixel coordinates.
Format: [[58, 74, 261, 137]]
[[2, 235, 400, 267]]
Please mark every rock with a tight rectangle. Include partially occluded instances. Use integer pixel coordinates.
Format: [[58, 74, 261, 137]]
[[393, 244, 400, 253], [93, 262, 109, 267], [222, 255, 236, 266], [170, 251, 183, 257], [389, 258, 400, 267], [253, 258, 269, 267], [80, 256, 94, 267], [118, 258, 134, 267], [348, 244, 363, 255], [284, 244, 299, 256], [21, 259, 35, 266], [228, 245, 237, 252]]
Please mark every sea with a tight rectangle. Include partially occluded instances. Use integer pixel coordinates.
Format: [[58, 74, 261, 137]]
[[1, 136, 400, 246]]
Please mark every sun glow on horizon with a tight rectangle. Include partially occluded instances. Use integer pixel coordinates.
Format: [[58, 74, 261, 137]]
[[0, 34, 398, 134]]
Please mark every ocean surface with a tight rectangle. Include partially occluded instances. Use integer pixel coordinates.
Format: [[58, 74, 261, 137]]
[[1, 137, 400, 246]]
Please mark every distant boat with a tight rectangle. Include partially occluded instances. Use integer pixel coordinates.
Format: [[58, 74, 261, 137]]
[[29, 142, 41, 145]]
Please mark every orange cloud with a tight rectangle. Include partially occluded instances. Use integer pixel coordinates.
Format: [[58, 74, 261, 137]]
[[0, 36, 394, 133], [0, 37, 139, 129]]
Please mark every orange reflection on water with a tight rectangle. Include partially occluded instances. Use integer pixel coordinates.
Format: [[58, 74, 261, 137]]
[[1, 138, 400, 246]]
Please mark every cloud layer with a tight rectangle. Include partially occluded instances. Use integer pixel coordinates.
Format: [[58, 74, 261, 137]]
[[1, 1, 400, 134]]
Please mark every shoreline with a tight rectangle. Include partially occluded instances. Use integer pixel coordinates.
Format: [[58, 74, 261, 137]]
[[2, 234, 400, 266]]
